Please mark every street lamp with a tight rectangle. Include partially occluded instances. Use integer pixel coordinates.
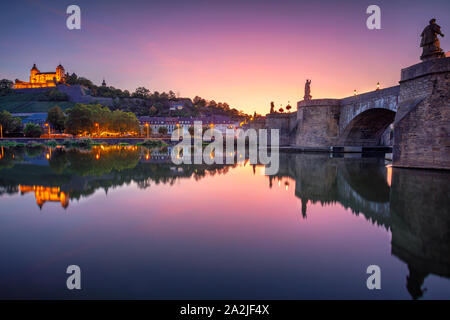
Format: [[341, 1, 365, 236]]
[[45, 123, 50, 137], [95, 123, 99, 137], [0, 124, 3, 139], [145, 123, 149, 139]]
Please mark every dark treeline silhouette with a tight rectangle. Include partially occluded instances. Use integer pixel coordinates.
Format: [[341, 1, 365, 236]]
[[65, 73, 248, 118]]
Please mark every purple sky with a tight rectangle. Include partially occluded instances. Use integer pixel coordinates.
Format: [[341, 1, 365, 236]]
[[1, 0, 449, 113]]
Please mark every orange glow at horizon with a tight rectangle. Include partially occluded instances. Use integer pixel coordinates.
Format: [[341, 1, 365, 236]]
[[4, 1, 450, 115]]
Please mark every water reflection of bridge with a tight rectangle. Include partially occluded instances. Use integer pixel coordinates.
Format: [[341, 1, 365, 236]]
[[272, 153, 450, 299], [1, 146, 449, 298]]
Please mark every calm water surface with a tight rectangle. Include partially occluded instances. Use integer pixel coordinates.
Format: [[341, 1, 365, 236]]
[[0, 145, 449, 299]]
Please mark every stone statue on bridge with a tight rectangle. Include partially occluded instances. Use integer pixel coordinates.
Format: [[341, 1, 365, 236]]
[[420, 18, 445, 61], [304, 79, 312, 101]]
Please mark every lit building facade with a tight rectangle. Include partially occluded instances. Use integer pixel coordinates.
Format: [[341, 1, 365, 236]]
[[138, 116, 240, 136], [14, 64, 66, 89]]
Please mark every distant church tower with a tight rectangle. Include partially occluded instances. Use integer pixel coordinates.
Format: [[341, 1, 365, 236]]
[[102, 78, 106, 87]]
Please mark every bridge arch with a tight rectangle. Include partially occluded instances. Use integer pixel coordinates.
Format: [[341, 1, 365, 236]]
[[338, 108, 396, 146]]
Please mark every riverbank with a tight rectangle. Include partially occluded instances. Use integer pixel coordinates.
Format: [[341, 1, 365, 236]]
[[0, 137, 171, 149], [0, 137, 171, 144]]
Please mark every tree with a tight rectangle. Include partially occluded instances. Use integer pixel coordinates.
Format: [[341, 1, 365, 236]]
[[158, 126, 168, 135], [0, 110, 22, 136], [193, 96, 207, 108], [279, 108, 284, 113], [152, 102, 164, 114], [47, 106, 66, 132], [111, 110, 140, 134], [65, 104, 94, 135], [24, 123, 43, 137], [149, 106, 158, 115], [150, 91, 160, 101], [286, 105, 292, 112], [65, 73, 78, 85], [193, 96, 202, 104], [0, 79, 14, 96], [270, 102, 275, 113], [132, 87, 150, 99], [0, 79, 13, 89]]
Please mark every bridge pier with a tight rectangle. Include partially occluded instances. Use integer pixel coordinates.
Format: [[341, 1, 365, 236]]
[[295, 99, 340, 147], [393, 57, 450, 170]]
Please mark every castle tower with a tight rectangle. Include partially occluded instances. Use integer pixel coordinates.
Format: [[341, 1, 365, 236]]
[[30, 63, 40, 82], [56, 64, 65, 82]]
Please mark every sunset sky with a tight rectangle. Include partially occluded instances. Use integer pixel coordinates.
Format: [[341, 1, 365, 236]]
[[1, 0, 449, 114]]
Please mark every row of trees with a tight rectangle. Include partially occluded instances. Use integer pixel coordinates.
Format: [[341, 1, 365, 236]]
[[192, 95, 247, 119], [64, 104, 140, 136], [1, 104, 141, 138], [131, 87, 177, 101], [66, 73, 133, 99], [65, 73, 178, 102], [64, 73, 248, 119], [44, 104, 141, 136]]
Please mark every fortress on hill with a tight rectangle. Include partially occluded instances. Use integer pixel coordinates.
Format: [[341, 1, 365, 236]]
[[14, 63, 66, 89]]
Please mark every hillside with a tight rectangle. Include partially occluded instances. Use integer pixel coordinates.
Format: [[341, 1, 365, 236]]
[[0, 92, 75, 113], [0, 84, 248, 120]]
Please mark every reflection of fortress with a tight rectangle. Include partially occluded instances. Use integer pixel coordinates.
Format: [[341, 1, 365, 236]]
[[19, 185, 69, 209], [273, 153, 450, 300], [14, 64, 66, 89], [0, 146, 231, 210]]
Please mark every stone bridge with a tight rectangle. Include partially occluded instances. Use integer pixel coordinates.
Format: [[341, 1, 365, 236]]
[[266, 57, 450, 170], [295, 85, 400, 147]]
